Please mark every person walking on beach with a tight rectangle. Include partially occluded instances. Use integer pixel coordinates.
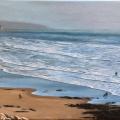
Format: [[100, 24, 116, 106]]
[[18, 94, 22, 99]]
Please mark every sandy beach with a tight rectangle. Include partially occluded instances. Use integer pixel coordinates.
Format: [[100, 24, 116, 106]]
[[0, 88, 93, 120], [0, 88, 120, 120]]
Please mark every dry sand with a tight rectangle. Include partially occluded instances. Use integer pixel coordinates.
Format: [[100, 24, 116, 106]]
[[0, 88, 93, 120]]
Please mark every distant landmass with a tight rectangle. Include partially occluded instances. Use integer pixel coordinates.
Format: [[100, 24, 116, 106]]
[[0, 20, 51, 32], [0, 20, 120, 35]]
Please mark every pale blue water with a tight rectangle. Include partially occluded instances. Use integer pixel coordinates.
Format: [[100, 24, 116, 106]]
[[0, 32, 120, 104]]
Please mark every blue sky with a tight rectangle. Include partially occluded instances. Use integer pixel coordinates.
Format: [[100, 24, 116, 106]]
[[0, 1, 120, 32]]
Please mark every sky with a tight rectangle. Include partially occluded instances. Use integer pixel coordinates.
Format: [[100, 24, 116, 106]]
[[7, 0, 120, 1], [0, 1, 120, 32]]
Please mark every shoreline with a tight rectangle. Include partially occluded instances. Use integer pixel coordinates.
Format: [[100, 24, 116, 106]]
[[0, 87, 119, 120], [0, 70, 120, 105], [0, 87, 92, 120], [0, 87, 91, 100]]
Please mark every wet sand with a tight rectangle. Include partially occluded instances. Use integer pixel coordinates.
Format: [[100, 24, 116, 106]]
[[0, 88, 120, 120]]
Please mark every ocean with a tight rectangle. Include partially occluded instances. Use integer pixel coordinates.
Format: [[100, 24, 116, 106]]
[[0, 32, 120, 104]]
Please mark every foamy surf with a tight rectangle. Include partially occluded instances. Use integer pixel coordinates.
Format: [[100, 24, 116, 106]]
[[0, 32, 120, 97]]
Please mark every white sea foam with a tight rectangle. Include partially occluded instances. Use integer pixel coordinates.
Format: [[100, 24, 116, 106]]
[[0, 33, 120, 96]]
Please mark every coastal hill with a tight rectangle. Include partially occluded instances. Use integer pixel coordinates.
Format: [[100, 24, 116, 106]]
[[0, 20, 51, 32]]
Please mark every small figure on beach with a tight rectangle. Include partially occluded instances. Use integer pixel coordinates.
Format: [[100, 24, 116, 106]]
[[115, 72, 118, 76], [103, 92, 108, 97], [18, 94, 22, 99]]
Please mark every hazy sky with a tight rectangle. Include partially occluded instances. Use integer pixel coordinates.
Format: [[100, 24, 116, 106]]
[[0, 1, 120, 32]]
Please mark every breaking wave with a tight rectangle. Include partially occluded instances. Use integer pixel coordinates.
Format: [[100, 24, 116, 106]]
[[0, 32, 120, 96]]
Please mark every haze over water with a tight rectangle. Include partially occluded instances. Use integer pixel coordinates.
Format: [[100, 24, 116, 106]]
[[1, 1, 120, 32]]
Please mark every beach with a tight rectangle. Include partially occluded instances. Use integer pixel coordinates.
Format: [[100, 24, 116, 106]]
[[0, 88, 120, 120], [1, 1, 120, 119], [0, 88, 92, 120]]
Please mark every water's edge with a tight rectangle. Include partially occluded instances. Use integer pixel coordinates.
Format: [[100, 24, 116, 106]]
[[0, 70, 120, 105]]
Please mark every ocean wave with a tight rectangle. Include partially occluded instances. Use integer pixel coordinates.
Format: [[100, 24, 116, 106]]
[[0, 32, 120, 96]]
